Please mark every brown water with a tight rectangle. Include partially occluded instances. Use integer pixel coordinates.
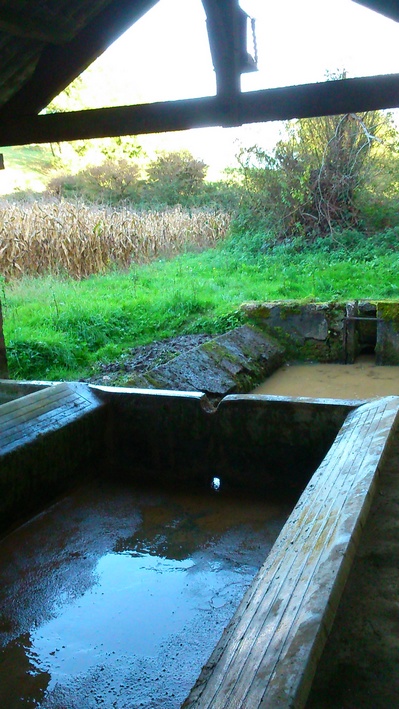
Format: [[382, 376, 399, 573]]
[[252, 356, 399, 400], [0, 480, 292, 709]]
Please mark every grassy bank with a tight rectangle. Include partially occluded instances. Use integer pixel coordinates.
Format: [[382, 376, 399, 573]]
[[2, 227, 399, 381]]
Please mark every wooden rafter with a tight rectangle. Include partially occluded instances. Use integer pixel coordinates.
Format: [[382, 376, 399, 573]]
[[202, 0, 257, 97], [202, 0, 242, 97], [0, 0, 160, 119], [353, 0, 399, 21], [1, 73, 399, 147]]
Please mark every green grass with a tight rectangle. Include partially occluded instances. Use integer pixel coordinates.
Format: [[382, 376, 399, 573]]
[[0, 145, 54, 195], [2, 229, 399, 380], [2, 145, 53, 172]]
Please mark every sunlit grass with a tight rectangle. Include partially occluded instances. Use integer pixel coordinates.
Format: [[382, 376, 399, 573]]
[[3, 234, 399, 381]]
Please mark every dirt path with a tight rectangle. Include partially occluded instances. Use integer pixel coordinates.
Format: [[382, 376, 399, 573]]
[[88, 334, 213, 385], [306, 423, 399, 708]]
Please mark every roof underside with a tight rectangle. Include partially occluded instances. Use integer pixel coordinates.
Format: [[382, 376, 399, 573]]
[[0, 0, 399, 146]]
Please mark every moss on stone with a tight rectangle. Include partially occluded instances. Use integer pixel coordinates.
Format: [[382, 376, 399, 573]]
[[202, 341, 238, 365], [279, 304, 303, 319], [377, 301, 399, 324], [241, 303, 272, 320], [376, 340, 399, 365]]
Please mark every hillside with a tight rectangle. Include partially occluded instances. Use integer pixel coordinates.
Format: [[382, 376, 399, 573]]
[[0, 145, 54, 195]]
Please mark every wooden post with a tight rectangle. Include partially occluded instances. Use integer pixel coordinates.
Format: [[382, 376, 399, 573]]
[[344, 301, 358, 364], [0, 299, 9, 379]]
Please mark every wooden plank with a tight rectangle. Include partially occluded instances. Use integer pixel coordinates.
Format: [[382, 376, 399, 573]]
[[0, 383, 103, 454], [2, 73, 399, 146], [0, 400, 93, 453], [183, 396, 399, 709], [0, 383, 71, 430], [186, 405, 372, 707], [0, 393, 92, 445]]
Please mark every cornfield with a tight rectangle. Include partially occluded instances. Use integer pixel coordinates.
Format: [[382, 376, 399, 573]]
[[0, 200, 231, 280]]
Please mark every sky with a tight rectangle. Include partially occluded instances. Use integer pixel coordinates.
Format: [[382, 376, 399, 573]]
[[89, 0, 399, 102], [74, 0, 399, 177]]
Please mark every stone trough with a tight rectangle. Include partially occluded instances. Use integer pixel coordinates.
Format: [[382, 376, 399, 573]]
[[0, 379, 398, 707]]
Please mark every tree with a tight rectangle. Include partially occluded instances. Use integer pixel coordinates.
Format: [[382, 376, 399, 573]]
[[145, 150, 207, 206], [237, 108, 399, 239]]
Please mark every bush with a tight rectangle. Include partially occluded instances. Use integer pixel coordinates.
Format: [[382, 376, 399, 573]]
[[45, 151, 241, 212], [236, 108, 399, 241], [47, 159, 142, 203], [144, 150, 207, 207]]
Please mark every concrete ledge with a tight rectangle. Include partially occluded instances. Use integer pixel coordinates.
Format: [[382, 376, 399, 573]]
[[92, 386, 357, 493], [0, 382, 107, 533], [124, 325, 284, 396], [183, 396, 399, 709]]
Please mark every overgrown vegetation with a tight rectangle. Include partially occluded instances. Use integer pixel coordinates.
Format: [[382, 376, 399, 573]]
[[46, 146, 242, 210], [3, 228, 399, 380], [2, 99, 399, 382], [236, 108, 399, 240]]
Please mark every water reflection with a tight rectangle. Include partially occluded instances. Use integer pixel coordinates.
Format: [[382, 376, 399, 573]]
[[0, 483, 292, 708], [0, 633, 51, 707]]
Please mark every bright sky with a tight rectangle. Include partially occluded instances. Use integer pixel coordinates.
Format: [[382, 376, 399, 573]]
[[91, 0, 399, 102], [77, 0, 399, 177]]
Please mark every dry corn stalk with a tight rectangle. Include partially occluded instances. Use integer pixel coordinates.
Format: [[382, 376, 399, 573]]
[[0, 200, 231, 280]]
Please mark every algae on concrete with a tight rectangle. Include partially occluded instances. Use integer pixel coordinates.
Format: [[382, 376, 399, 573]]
[[125, 325, 285, 398], [242, 301, 347, 363]]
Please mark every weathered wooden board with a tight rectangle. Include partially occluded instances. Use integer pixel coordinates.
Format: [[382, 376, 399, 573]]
[[183, 396, 399, 709], [0, 382, 103, 454]]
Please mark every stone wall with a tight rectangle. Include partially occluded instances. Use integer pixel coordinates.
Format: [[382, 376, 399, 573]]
[[125, 325, 285, 398], [0, 383, 108, 533], [376, 302, 399, 365], [94, 385, 357, 496], [242, 299, 399, 365], [0, 382, 359, 532], [241, 301, 345, 362]]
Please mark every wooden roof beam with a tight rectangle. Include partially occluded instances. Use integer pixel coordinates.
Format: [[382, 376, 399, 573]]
[[0, 0, 160, 119], [202, 0, 242, 98], [202, 0, 256, 111], [353, 0, 399, 21], [1, 73, 399, 147]]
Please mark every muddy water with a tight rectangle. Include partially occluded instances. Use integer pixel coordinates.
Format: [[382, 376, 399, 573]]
[[253, 356, 399, 399], [0, 481, 292, 709]]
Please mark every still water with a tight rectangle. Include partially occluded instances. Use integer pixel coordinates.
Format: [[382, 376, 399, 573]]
[[253, 356, 399, 400], [0, 480, 292, 708]]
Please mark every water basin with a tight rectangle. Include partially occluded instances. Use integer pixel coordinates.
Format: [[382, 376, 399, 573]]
[[252, 355, 399, 399], [0, 479, 292, 708]]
